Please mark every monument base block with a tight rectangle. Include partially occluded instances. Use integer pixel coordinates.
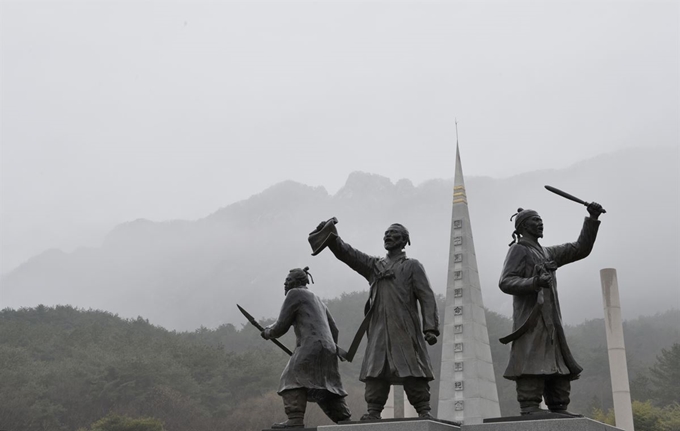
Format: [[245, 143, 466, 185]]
[[320, 418, 461, 431], [467, 417, 623, 431], [483, 412, 582, 423], [262, 428, 318, 431]]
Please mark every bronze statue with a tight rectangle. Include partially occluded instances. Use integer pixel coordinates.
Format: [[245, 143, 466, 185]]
[[498, 196, 605, 417], [262, 267, 351, 428], [309, 219, 439, 420]]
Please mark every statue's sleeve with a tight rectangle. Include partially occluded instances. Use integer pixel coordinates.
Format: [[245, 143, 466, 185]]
[[547, 217, 601, 268], [411, 260, 440, 336], [266, 290, 300, 339], [499, 244, 540, 295], [328, 236, 376, 282], [326, 307, 339, 344]]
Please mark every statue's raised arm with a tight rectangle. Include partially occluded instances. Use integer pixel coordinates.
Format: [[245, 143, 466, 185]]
[[309, 217, 375, 281]]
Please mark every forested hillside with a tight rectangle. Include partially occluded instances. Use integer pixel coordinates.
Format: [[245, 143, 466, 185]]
[[1, 299, 678, 430]]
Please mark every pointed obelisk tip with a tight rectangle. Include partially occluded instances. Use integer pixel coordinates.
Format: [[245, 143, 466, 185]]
[[454, 143, 465, 188]]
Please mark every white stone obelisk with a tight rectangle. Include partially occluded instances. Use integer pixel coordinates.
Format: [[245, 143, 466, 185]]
[[600, 268, 635, 431], [437, 143, 500, 424]]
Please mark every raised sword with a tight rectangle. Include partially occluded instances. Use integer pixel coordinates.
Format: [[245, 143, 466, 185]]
[[545, 185, 607, 213]]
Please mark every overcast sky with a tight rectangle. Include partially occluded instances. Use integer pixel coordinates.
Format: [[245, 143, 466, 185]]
[[1, 1, 678, 274]]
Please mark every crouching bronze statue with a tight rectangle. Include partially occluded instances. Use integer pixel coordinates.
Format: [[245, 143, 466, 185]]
[[262, 267, 351, 428]]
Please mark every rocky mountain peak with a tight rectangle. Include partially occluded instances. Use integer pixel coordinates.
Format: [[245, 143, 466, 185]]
[[335, 171, 396, 199]]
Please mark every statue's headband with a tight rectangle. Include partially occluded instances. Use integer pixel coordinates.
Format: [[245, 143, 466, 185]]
[[508, 208, 539, 246], [288, 266, 314, 285], [510, 208, 539, 230]]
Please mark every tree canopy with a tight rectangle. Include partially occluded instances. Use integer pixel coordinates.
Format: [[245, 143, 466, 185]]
[[0, 301, 677, 430]]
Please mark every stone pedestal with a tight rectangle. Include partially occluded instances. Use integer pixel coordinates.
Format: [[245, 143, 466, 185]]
[[320, 419, 460, 431], [466, 417, 623, 431], [263, 428, 317, 431], [310, 416, 622, 431]]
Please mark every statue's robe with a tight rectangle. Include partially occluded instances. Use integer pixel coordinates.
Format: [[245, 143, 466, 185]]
[[266, 287, 347, 398], [329, 237, 439, 382], [499, 217, 600, 380]]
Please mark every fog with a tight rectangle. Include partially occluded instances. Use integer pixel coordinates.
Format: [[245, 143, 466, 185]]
[[1, 1, 678, 310]]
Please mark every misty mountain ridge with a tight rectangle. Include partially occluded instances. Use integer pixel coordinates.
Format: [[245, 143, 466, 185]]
[[2, 146, 678, 330]]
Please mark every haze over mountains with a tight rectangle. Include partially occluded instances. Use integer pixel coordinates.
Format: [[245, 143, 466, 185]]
[[1, 146, 678, 330]]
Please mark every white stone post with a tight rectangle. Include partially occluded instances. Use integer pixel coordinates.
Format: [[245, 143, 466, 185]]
[[394, 385, 404, 418], [600, 268, 635, 431]]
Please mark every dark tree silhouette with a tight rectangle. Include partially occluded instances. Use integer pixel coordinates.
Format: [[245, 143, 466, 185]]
[[649, 343, 680, 406]]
